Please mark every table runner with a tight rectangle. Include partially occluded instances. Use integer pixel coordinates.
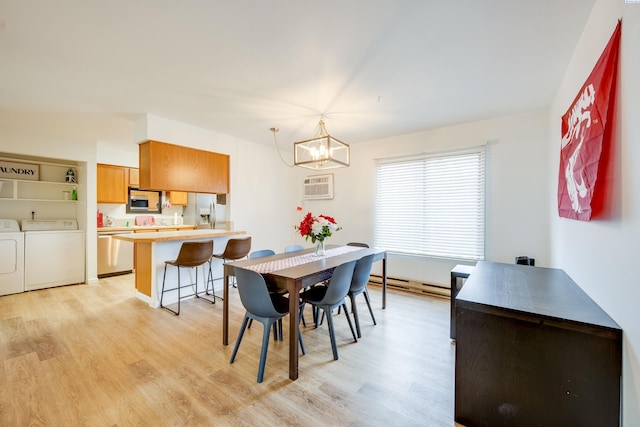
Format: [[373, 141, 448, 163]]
[[244, 245, 361, 274]]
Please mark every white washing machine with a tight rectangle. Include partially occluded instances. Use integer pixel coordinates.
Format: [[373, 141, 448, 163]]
[[0, 219, 25, 296]]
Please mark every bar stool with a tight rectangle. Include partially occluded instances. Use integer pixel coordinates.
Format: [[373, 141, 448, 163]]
[[160, 240, 214, 316], [207, 236, 252, 292]]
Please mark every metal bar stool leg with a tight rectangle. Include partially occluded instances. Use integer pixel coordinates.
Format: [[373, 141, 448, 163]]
[[196, 262, 216, 304], [205, 259, 224, 302], [160, 264, 180, 315]]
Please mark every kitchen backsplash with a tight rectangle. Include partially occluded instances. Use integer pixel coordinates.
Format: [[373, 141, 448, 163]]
[[97, 203, 187, 227]]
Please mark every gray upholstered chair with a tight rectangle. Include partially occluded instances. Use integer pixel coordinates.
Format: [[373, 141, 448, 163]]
[[230, 267, 306, 383]]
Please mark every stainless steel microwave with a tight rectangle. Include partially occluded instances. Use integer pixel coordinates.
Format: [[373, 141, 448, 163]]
[[129, 195, 149, 209], [126, 187, 162, 213]]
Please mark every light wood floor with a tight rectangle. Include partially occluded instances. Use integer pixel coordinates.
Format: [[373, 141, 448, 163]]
[[0, 275, 460, 426]]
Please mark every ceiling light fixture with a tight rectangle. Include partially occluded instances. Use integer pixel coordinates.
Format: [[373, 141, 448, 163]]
[[293, 119, 350, 170]]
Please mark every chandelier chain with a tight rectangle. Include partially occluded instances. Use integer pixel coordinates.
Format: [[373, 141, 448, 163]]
[[271, 127, 293, 167]]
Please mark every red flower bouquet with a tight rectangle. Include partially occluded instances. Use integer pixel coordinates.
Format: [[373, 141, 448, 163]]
[[295, 212, 341, 244]]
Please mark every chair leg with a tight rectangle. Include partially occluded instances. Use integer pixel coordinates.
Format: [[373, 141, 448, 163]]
[[299, 301, 306, 325], [316, 308, 326, 328], [160, 264, 180, 316], [300, 303, 307, 327], [363, 288, 377, 325], [204, 260, 223, 301], [342, 302, 358, 343], [230, 315, 250, 363], [257, 319, 274, 383], [325, 309, 339, 360], [351, 294, 362, 338], [196, 263, 216, 304], [248, 319, 279, 339], [299, 329, 306, 356]]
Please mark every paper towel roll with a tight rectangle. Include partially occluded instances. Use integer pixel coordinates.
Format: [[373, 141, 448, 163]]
[[174, 212, 178, 225]]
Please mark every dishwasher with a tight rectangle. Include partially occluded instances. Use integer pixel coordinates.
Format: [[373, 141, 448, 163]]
[[98, 230, 134, 278]]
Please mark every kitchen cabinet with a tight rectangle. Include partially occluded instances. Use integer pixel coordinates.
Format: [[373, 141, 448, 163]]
[[0, 159, 80, 203], [97, 163, 128, 204], [166, 191, 188, 206], [139, 140, 229, 194], [129, 167, 139, 187]]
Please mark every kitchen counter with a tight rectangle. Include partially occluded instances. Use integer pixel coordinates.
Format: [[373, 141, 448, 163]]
[[112, 229, 247, 307], [97, 225, 196, 232], [113, 228, 244, 242]]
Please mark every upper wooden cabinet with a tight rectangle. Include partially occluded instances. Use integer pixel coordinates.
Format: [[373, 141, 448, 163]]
[[129, 168, 140, 187], [166, 191, 188, 206], [139, 140, 229, 194], [97, 163, 128, 204]]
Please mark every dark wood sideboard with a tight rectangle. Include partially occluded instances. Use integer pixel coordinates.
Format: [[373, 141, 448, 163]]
[[450, 264, 475, 339], [454, 261, 622, 427]]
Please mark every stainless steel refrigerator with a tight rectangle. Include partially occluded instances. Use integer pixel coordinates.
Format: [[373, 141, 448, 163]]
[[183, 193, 227, 229]]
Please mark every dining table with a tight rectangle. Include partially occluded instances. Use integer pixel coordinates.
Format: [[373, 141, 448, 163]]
[[222, 244, 387, 380]]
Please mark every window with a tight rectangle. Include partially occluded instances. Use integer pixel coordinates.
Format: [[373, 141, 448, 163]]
[[374, 147, 485, 261]]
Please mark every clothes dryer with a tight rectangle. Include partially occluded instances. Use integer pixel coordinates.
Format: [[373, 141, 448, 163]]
[[0, 219, 25, 296]]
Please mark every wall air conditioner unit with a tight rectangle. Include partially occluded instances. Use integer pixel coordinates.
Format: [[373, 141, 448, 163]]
[[303, 174, 334, 200]]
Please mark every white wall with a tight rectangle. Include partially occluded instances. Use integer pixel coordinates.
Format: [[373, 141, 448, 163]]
[[550, 1, 640, 423], [319, 111, 550, 286]]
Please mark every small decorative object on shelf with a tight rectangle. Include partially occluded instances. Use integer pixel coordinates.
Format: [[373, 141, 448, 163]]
[[294, 212, 341, 256], [65, 168, 76, 183]]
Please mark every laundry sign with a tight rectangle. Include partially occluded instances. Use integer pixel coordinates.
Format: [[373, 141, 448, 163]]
[[0, 160, 40, 181]]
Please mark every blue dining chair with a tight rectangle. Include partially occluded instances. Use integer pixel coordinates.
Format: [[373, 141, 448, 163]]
[[348, 253, 377, 338], [299, 260, 358, 360], [230, 267, 306, 383], [247, 248, 280, 337], [249, 249, 276, 259], [284, 244, 304, 253]]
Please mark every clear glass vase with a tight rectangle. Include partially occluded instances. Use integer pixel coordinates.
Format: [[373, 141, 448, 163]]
[[314, 239, 326, 256]]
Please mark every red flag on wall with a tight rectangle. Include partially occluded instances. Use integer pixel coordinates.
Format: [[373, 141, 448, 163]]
[[557, 20, 621, 221]]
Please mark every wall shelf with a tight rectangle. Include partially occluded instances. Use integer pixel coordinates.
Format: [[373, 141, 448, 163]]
[[0, 178, 80, 202], [0, 156, 80, 204]]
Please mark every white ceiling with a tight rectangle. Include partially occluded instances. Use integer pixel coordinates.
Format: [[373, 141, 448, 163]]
[[0, 1, 595, 147]]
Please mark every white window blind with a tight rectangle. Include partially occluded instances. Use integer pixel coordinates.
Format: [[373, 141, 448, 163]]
[[374, 147, 485, 261]]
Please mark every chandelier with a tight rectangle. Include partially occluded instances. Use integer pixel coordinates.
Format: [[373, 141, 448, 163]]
[[293, 119, 350, 170]]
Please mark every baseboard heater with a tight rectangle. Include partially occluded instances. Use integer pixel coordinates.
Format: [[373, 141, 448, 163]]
[[368, 274, 451, 299]]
